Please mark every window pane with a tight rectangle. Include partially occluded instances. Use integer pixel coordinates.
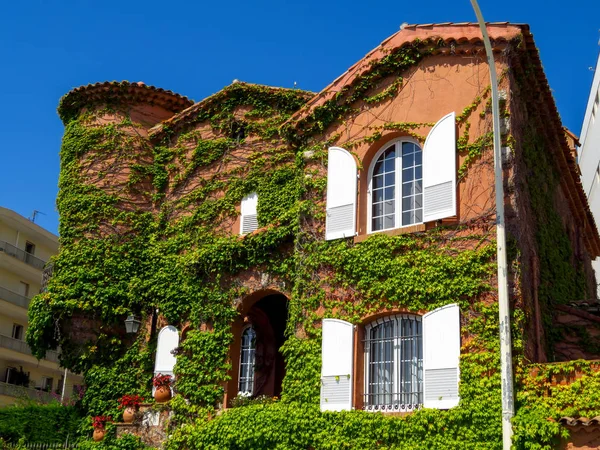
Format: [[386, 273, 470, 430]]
[[415, 165, 422, 180], [372, 217, 383, 231], [403, 211, 412, 226], [384, 200, 394, 215], [384, 215, 395, 229], [374, 160, 384, 175], [415, 194, 422, 208], [384, 187, 394, 201], [384, 172, 395, 186], [402, 196, 412, 211], [402, 142, 415, 156], [415, 180, 422, 194], [384, 147, 396, 159], [384, 158, 395, 172], [414, 150, 422, 165], [402, 168, 413, 182], [372, 203, 383, 217], [402, 152, 414, 168], [415, 209, 422, 223], [373, 175, 383, 189], [373, 189, 384, 203]]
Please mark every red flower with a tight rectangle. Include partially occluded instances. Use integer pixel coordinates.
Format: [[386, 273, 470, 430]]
[[92, 415, 111, 429], [118, 394, 144, 409], [152, 373, 172, 388]]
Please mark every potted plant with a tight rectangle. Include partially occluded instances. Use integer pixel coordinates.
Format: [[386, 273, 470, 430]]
[[118, 394, 144, 423], [92, 415, 111, 441], [152, 373, 173, 403]]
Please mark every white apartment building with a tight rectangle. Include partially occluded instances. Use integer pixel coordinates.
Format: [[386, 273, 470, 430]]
[[0, 207, 81, 406], [579, 50, 600, 297]]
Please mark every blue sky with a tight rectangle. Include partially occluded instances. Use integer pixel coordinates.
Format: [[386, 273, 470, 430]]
[[0, 0, 598, 236]]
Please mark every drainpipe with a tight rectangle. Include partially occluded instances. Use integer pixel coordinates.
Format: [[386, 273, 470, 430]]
[[468, 4, 515, 449], [61, 368, 68, 403]]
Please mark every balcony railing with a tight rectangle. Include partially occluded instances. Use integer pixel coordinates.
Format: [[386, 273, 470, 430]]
[[0, 285, 30, 309], [0, 381, 54, 403], [0, 334, 59, 363], [0, 240, 46, 270]]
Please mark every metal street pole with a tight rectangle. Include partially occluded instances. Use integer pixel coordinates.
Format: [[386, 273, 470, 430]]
[[468, 4, 515, 449]]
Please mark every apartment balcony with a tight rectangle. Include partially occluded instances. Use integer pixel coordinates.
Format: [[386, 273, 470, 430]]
[[0, 380, 54, 403], [0, 240, 46, 271], [0, 334, 59, 363], [0, 285, 30, 309]]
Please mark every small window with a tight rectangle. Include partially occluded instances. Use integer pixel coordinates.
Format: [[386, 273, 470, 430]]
[[12, 324, 24, 340], [19, 282, 29, 298], [5, 367, 17, 384], [364, 315, 423, 412], [25, 241, 35, 255], [41, 377, 53, 392], [369, 141, 423, 233], [240, 193, 259, 235], [238, 326, 256, 395]]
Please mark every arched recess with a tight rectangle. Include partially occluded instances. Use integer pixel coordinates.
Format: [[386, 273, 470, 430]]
[[225, 291, 289, 407], [154, 325, 179, 380]]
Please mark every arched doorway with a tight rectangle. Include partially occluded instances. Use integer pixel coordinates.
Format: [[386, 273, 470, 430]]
[[226, 291, 288, 406]]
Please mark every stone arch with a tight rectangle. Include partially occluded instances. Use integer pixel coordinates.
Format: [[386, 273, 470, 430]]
[[225, 290, 289, 407]]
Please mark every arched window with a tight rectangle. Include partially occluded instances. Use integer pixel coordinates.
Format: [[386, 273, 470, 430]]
[[238, 326, 256, 395], [368, 140, 423, 233], [364, 314, 423, 412]]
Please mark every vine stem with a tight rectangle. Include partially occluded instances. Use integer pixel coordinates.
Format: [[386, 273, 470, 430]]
[[469, 3, 515, 449]]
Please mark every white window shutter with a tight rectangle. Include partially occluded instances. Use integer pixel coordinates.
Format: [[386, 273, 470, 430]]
[[154, 325, 179, 379], [240, 192, 258, 234], [320, 318, 354, 412], [423, 112, 457, 222], [326, 147, 357, 240], [423, 303, 460, 409]]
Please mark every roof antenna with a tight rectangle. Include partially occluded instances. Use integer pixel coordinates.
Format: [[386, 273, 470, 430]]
[[29, 210, 46, 223], [293, 81, 297, 89]]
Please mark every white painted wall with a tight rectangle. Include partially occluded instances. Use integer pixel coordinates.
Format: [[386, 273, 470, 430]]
[[579, 51, 600, 298]]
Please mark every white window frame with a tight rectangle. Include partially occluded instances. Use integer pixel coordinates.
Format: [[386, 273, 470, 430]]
[[12, 323, 24, 340], [41, 376, 53, 392], [367, 138, 424, 234], [238, 325, 256, 396], [363, 314, 423, 412]]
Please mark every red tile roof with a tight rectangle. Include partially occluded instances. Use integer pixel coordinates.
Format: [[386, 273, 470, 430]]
[[559, 417, 600, 429], [148, 81, 314, 140], [58, 81, 194, 123], [289, 23, 525, 126]]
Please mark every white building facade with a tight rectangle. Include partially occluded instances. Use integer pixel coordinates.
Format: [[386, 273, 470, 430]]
[[0, 207, 81, 406], [579, 51, 600, 297]]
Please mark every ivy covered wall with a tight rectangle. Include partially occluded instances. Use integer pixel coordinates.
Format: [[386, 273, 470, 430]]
[[25, 26, 600, 449]]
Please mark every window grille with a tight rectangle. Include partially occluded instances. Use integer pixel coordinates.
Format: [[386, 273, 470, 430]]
[[364, 314, 423, 412], [238, 326, 256, 395]]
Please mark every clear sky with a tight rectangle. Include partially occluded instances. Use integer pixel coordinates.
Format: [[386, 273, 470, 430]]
[[0, 0, 598, 236]]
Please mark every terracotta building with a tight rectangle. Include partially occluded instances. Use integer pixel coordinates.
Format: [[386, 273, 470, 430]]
[[32, 22, 600, 448]]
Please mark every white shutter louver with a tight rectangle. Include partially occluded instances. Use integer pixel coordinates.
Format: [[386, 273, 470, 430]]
[[423, 303, 460, 409], [241, 192, 259, 234], [326, 147, 357, 241], [320, 318, 354, 412], [423, 112, 457, 222], [154, 325, 179, 380]]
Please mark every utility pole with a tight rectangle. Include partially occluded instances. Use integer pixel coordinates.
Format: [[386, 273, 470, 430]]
[[468, 4, 515, 449]]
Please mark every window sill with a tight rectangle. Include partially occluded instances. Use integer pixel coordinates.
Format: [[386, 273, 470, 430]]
[[354, 224, 426, 243]]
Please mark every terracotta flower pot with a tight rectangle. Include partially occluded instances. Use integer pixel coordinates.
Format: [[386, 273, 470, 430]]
[[122, 406, 136, 423], [153, 386, 172, 403], [92, 428, 106, 442]]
